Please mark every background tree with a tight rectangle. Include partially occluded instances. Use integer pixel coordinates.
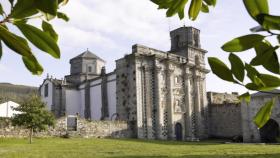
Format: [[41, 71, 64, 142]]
[[151, 0, 280, 128], [0, 0, 69, 75], [11, 94, 55, 144]]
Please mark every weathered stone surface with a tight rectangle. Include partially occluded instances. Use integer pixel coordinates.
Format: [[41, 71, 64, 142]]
[[241, 91, 280, 143], [208, 92, 242, 139], [0, 117, 132, 138]]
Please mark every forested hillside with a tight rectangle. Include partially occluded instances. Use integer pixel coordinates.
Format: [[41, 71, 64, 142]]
[[0, 83, 38, 103]]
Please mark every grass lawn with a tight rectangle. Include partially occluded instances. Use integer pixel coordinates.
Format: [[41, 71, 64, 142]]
[[0, 138, 280, 158]]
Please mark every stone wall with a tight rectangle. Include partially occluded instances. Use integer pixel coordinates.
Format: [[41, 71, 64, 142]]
[[207, 92, 242, 138], [0, 117, 132, 138], [241, 92, 280, 143]]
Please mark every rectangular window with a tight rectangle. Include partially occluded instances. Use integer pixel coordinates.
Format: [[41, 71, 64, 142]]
[[88, 66, 92, 72], [44, 84, 48, 97]]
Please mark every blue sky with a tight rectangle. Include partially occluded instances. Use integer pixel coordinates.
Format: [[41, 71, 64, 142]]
[[0, 0, 280, 93]]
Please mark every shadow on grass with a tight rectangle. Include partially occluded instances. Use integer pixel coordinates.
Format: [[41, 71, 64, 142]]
[[106, 138, 228, 146], [111, 154, 280, 158]]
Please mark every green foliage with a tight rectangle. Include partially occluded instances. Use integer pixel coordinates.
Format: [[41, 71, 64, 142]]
[[151, 0, 280, 128], [11, 95, 55, 143], [0, 0, 69, 75], [12, 95, 55, 130], [15, 22, 60, 58], [151, 0, 216, 20], [238, 92, 251, 104], [229, 53, 244, 82], [221, 34, 265, 52], [42, 21, 58, 42], [254, 99, 275, 128], [252, 41, 279, 74], [208, 57, 235, 82], [57, 12, 70, 22], [243, 0, 269, 20]]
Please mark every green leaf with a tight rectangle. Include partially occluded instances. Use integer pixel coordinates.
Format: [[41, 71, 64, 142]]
[[256, 14, 280, 30], [166, 0, 188, 19], [34, 0, 58, 16], [15, 22, 60, 58], [245, 63, 259, 82], [151, 0, 173, 9], [57, 12, 70, 22], [243, 0, 269, 20], [208, 57, 235, 82], [42, 21, 58, 42], [43, 12, 56, 21], [222, 34, 265, 52], [258, 74, 280, 88], [188, 0, 202, 20], [22, 55, 43, 75], [251, 46, 279, 66], [254, 99, 275, 128], [201, 2, 209, 13], [0, 40, 2, 60], [229, 53, 245, 82], [0, 25, 32, 57], [58, 0, 69, 6], [252, 41, 280, 74], [10, 0, 38, 19], [245, 83, 259, 90], [0, 4, 4, 15], [238, 92, 251, 104], [203, 0, 216, 6]]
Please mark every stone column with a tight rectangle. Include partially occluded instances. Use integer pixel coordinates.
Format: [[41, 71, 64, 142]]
[[154, 66, 163, 139], [136, 64, 144, 139], [199, 76, 208, 138], [145, 66, 154, 139], [183, 69, 195, 140], [166, 64, 175, 139], [194, 73, 202, 139]]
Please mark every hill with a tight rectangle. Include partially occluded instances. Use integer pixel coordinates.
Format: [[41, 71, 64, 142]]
[[0, 83, 38, 103]]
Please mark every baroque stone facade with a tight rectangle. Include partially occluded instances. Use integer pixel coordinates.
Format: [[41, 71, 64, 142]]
[[116, 27, 209, 140], [39, 26, 214, 141]]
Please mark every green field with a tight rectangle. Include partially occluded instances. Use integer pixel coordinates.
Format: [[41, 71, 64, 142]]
[[0, 138, 279, 158]]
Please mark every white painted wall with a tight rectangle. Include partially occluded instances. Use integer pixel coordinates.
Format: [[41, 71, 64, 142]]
[[65, 89, 81, 115], [79, 89, 85, 118], [40, 80, 53, 111], [107, 75, 116, 119], [90, 85, 102, 120], [0, 101, 21, 118]]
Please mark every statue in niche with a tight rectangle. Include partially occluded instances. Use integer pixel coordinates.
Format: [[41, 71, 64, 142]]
[[174, 100, 182, 112]]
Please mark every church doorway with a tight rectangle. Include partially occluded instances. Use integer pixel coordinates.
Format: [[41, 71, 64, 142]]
[[259, 119, 279, 143], [175, 123, 183, 141]]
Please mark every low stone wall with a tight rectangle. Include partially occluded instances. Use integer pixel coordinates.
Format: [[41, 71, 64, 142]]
[[0, 117, 132, 138]]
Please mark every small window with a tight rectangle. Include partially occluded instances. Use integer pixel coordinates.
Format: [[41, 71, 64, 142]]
[[88, 66, 92, 72], [44, 84, 48, 97]]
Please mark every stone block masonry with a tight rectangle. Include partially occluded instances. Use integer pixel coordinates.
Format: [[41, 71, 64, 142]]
[[207, 92, 242, 138], [0, 117, 132, 138]]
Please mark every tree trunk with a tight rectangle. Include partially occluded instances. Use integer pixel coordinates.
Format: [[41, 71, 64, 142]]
[[29, 128, 33, 144]]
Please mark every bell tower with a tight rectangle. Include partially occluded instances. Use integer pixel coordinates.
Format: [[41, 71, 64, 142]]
[[170, 26, 206, 66]]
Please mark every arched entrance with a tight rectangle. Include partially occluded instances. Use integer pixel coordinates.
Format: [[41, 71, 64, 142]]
[[259, 119, 279, 143], [175, 123, 183, 141]]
